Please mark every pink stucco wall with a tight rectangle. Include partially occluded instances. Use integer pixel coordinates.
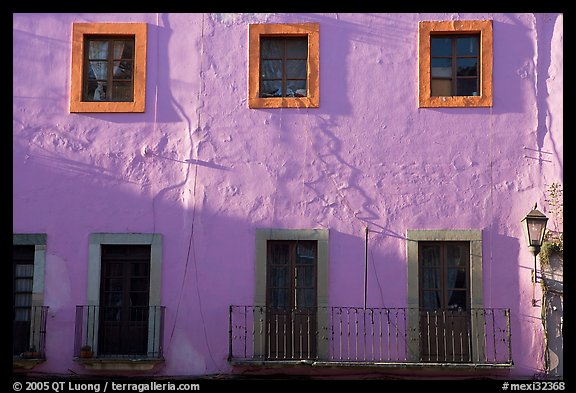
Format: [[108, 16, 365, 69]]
[[13, 13, 563, 378]]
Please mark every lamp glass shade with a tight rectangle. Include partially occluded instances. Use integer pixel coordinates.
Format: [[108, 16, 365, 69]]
[[521, 209, 548, 248]]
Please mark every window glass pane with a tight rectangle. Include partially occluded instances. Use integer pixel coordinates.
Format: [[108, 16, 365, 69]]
[[14, 308, 30, 321], [260, 80, 282, 97], [261, 59, 283, 79], [103, 306, 121, 321], [130, 277, 149, 291], [15, 293, 32, 307], [456, 37, 479, 56], [431, 37, 452, 56], [102, 245, 128, 257], [15, 278, 33, 292], [113, 61, 133, 80], [296, 242, 315, 264], [447, 268, 467, 289], [296, 266, 314, 287], [286, 38, 307, 58], [422, 267, 440, 289], [86, 81, 107, 101], [431, 58, 452, 78], [286, 80, 306, 97], [129, 292, 148, 306], [114, 40, 134, 59], [131, 263, 149, 277], [271, 288, 289, 308], [286, 59, 306, 79], [456, 78, 478, 96], [456, 58, 478, 76], [89, 61, 108, 80], [105, 278, 123, 291], [107, 263, 124, 277], [270, 243, 290, 264], [260, 38, 283, 58], [421, 246, 440, 266], [271, 266, 289, 287], [112, 82, 133, 101], [105, 292, 122, 307], [447, 245, 464, 267], [297, 288, 315, 308], [88, 41, 108, 59], [447, 290, 467, 310], [422, 290, 440, 310], [15, 264, 34, 277], [431, 79, 452, 96]]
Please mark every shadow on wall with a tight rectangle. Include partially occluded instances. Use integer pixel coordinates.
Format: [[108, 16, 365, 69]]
[[12, 134, 249, 376], [483, 225, 534, 374], [492, 18, 533, 115]]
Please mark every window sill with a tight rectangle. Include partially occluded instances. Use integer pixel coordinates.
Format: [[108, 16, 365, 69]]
[[74, 357, 164, 371], [13, 357, 46, 370]]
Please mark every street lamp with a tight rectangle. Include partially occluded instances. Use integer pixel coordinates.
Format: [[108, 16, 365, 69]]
[[521, 203, 548, 283]]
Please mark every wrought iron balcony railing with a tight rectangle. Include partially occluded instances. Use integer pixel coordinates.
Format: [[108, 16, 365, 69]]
[[13, 306, 49, 359], [74, 305, 165, 359], [229, 306, 512, 366]]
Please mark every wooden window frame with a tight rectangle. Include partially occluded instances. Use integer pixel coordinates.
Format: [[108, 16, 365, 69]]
[[430, 34, 480, 97], [249, 23, 319, 109], [82, 36, 136, 103], [266, 240, 318, 310], [418, 241, 471, 311], [70, 23, 147, 113], [418, 20, 492, 108]]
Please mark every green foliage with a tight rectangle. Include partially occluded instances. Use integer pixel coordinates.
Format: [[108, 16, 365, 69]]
[[541, 182, 563, 267]]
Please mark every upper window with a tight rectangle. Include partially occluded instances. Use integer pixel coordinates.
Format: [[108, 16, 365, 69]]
[[248, 23, 319, 109], [83, 37, 135, 102], [70, 23, 147, 113], [418, 20, 492, 108]]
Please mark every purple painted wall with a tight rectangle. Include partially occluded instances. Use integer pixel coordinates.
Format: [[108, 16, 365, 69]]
[[13, 13, 563, 378]]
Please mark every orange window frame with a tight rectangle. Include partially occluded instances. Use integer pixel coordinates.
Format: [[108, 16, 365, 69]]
[[70, 22, 147, 113], [418, 20, 493, 108], [248, 23, 319, 109]]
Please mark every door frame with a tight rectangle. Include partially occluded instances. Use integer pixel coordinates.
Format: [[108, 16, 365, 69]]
[[87, 233, 162, 357], [418, 241, 471, 362], [254, 228, 329, 360], [406, 229, 485, 363]]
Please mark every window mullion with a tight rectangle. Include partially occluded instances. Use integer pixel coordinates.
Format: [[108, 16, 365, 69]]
[[282, 38, 287, 97], [451, 39, 457, 96], [83, 39, 90, 101], [107, 39, 114, 101]]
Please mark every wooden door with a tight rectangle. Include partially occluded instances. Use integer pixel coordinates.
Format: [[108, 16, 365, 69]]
[[419, 242, 471, 362], [13, 246, 34, 356], [266, 241, 317, 360], [99, 245, 150, 356]]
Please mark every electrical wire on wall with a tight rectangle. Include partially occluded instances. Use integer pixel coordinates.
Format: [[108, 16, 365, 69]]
[[163, 13, 219, 372]]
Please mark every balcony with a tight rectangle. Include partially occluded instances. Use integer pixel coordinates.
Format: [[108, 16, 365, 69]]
[[74, 305, 165, 371], [229, 306, 512, 371], [13, 306, 49, 369]]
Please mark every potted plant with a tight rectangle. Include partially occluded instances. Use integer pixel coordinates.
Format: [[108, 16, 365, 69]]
[[79, 345, 93, 358]]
